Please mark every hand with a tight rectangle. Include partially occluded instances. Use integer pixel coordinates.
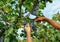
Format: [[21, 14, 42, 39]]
[[25, 23, 31, 34], [34, 16, 45, 22]]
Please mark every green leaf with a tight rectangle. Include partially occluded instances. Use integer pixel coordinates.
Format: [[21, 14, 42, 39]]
[[4, 37, 10, 42], [4, 27, 13, 36]]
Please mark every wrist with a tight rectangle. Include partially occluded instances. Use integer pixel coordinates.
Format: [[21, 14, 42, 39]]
[[43, 17, 47, 21], [25, 30, 31, 34], [43, 17, 49, 22], [26, 32, 31, 35], [27, 33, 31, 37]]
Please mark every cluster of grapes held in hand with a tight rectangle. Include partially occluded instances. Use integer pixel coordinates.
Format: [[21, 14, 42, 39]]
[[22, 22, 37, 36]]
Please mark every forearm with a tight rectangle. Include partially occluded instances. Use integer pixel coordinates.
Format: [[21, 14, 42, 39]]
[[44, 18, 60, 30], [25, 23, 32, 42], [26, 33, 32, 42]]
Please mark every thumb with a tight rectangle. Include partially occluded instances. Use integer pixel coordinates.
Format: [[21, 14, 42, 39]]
[[25, 23, 30, 27]]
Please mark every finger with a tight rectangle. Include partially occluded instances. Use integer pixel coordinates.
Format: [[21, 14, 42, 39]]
[[35, 16, 39, 19], [36, 20, 41, 22], [34, 16, 40, 21], [35, 18, 41, 22], [35, 18, 39, 21], [27, 23, 29, 26], [25, 23, 29, 28]]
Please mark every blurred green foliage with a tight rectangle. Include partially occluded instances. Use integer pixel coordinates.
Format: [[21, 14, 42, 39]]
[[0, 0, 60, 42]]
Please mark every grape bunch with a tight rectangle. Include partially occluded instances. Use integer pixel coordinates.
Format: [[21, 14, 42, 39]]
[[30, 22, 37, 36], [22, 22, 27, 27], [22, 22, 37, 36]]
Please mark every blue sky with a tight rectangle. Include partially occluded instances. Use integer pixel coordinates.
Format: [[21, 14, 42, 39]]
[[41, 0, 60, 19]]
